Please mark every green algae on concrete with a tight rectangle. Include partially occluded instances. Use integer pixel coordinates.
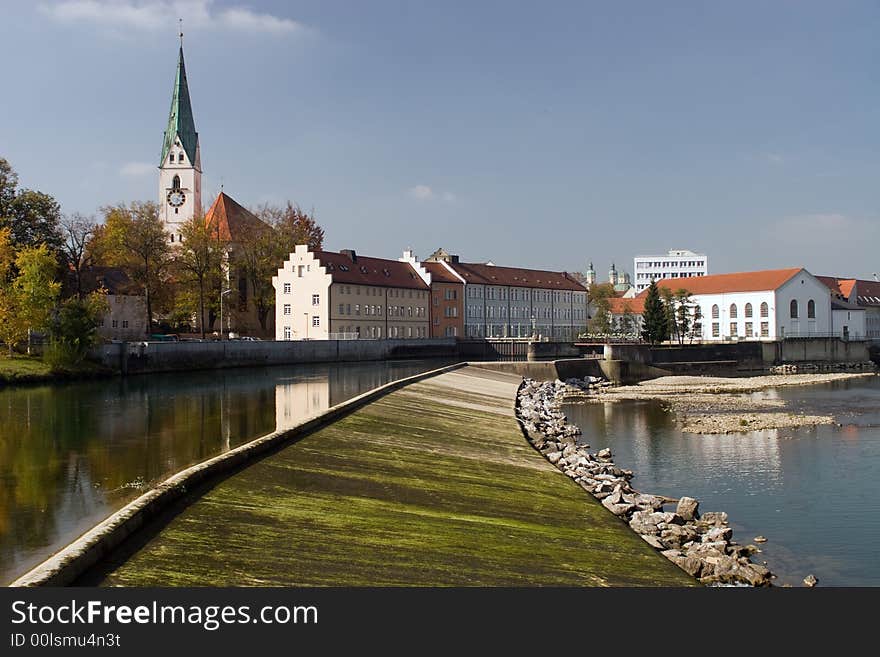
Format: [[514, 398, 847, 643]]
[[91, 367, 695, 586]]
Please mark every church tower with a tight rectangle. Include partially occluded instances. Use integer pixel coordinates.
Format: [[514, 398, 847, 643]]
[[158, 38, 201, 244]]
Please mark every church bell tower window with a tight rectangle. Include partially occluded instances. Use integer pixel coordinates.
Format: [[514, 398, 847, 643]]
[[172, 175, 180, 190]]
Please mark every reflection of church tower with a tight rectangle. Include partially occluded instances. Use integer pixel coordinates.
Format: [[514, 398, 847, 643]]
[[608, 262, 619, 286], [585, 261, 596, 286], [158, 35, 202, 244]]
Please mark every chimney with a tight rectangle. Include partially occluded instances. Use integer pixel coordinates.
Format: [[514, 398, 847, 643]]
[[340, 249, 357, 262], [450, 255, 459, 263]]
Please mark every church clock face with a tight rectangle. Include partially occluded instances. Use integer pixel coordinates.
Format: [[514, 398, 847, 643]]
[[167, 190, 186, 207]]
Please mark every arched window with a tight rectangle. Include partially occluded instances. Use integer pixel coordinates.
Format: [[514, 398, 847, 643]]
[[172, 175, 181, 190], [790, 300, 799, 319], [807, 299, 816, 319], [711, 304, 719, 319], [760, 302, 769, 318], [745, 303, 753, 318], [729, 304, 738, 319]]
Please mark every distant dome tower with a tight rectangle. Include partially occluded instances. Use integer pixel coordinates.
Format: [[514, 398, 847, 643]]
[[585, 261, 596, 286], [608, 262, 619, 286]]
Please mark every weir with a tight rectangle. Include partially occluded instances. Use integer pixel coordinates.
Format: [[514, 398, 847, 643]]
[[66, 366, 692, 587]]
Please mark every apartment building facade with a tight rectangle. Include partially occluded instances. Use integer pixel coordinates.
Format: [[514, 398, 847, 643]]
[[634, 249, 708, 293]]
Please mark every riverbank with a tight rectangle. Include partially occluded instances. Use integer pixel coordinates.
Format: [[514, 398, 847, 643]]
[[517, 377, 776, 586], [0, 356, 111, 387], [579, 372, 878, 433]]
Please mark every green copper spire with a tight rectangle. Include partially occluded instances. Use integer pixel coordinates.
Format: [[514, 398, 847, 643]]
[[160, 46, 199, 167]]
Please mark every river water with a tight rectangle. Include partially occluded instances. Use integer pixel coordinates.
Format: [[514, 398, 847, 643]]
[[0, 359, 452, 585], [564, 375, 880, 587]]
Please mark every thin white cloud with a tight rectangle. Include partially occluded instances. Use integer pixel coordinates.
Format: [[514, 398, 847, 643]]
[[120, 161, 155, 177], [409, 185, 434, 201], [409, 185, 455, 202], [39, 1, 304, 35]]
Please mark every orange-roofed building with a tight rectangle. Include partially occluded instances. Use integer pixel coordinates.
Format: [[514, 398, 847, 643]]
[[641, 268, 841, 341], [818, 276, 878, 338]]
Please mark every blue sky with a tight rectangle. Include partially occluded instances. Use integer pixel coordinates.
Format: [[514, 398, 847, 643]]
[[1, 1, 878, 279]]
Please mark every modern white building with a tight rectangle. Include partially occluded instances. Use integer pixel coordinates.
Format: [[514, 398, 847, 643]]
[[634, 249, 708, 293], [272, 246, 431, 341], [428, 257, 589, 340], [819, 276, 879, 339], [650, 268, 836, 341]]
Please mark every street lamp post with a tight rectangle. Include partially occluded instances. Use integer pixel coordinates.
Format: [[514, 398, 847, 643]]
[[220, 288, 232, 340]]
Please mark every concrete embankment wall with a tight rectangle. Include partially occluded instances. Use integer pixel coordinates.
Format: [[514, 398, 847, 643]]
[[770, 338, 870, 363], [10, 362, 467, 587], [94, 338, 458, 375]]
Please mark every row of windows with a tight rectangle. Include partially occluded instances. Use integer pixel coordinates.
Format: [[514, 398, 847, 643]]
[[167, 152, 185, 164], [710, 321, 770, 338], [100, 319, 131, 329], [466, 286, 585, 303], [637, 272, 702, 280], [637, 260, 705, 269], [711, 302, 770, 319], [338, 285, 426, 299]]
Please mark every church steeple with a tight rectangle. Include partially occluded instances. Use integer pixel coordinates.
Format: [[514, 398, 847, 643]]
[[160, 45, 199, 169], [158, 37, 202, 243]]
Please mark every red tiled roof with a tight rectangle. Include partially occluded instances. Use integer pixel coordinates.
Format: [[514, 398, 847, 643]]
[[641, 268, 803, 296], [854, 279, 880, 307], [816, 276, 845, 297], [446, 261, 587, 291], [205, 192, 272, 242], [314, 251, 429, 290], [608, 297, 645, 314], [423, 262, 462, 284]]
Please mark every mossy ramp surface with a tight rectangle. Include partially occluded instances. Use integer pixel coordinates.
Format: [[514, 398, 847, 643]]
[[91, 367, 694, 586]]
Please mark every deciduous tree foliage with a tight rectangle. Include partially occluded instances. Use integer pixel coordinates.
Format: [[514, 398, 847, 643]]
[[587, 282, 616, 335], [93, 202, 170, 332], [0, 158, 63, 254], [59, 213, 97, 298], [176, 215, 225, 338]]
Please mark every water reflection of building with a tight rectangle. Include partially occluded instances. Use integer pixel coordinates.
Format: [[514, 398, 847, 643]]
[[275, 378, 331, 431]]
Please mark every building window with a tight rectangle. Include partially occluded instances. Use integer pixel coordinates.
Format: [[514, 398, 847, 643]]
[[745, 322, 753, 337], [112, 319, 118, 328], [729, 304, 738, 319], [312, 316, 320, 327], [745, 303, 753, 318], [760, 322, 769, 337], [760, 302, 769, 318], [172, 175, 180, 189], [338, 303, 344, 314], [312, 294, 320, 306], [790, 300, 799, 319], [122, 320, 129, 328], [807, 299, 815, 319], [283, 326, 291, 339], [711, 304, 720, 319], [297, 265, 305, 278], [711, 322, 720, 337], [283, 283, 291, 294], [170, 234, 174, 243], [355, 304, 360, 315], [283, 304, 291, 315], [729, 322, 737, 336]]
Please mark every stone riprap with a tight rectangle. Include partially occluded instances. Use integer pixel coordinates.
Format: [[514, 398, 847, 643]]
[[516, 377, 775, 587]]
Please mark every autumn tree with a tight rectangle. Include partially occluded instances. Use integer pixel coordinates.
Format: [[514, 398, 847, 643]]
[[93, 201, 170, 332], [59, 213, 97, 298], [12, 244, 61, 352], [240, 202, 326, 332], [45, 291, 109, 367], [175, 215, 224, 338], [587, 282, 616, 335]]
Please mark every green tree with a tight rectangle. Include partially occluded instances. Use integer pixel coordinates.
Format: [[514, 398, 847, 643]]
[[641, 280, 669, 344], [45, 291, 109, 367], [0, 228, 24, 354], [175, 215, 224, 338], [94, 202, 170, 332], [0, 159, 63, 253]]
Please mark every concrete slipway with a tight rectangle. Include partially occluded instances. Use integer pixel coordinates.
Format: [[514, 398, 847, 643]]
[[75, 366, 693, 587]]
